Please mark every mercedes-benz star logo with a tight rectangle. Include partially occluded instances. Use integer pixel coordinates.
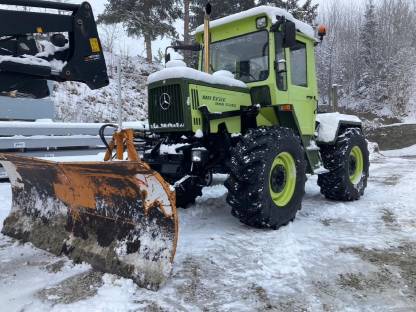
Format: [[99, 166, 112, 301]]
[[159, 93, 171, 111]]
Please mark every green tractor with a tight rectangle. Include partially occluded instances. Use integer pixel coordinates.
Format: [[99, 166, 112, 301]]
[[144, 5, 370, 229]]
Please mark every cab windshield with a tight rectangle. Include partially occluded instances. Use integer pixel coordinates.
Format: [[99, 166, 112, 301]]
[[209, 30, 269, 83]]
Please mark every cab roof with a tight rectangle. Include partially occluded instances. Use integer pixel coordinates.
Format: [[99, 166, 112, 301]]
[[194, 6, 315, 39]]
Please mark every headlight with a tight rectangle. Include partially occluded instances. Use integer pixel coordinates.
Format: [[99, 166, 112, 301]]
[[256, 17, 267, 29], [192, 150, 203, 162]]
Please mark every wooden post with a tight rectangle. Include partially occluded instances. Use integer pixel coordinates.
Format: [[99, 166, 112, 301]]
[[331, 84, 341, 112]]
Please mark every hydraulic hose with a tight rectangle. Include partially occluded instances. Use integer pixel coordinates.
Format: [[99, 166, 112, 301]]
[[99, 123, 118, 152]]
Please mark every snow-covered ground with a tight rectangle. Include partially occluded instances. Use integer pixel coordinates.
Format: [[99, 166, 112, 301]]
[[1, 147, 416, 311]]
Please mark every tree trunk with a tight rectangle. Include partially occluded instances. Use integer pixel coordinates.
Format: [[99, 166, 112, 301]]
[[183, 0, 191, 64], [144, 34, 152, 63], [184, 0, 190, 44]]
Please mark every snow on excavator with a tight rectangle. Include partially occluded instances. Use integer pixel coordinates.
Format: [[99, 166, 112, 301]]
[[0, 0, 177, 290]]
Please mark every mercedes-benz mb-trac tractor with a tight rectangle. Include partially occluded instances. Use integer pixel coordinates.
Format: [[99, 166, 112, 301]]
[[0, 2, 369, 290], [144, 5, 369, 229]]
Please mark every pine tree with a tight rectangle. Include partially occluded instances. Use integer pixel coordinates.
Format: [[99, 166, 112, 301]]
[[190, 0, 255, 29], [98, 0, 182, 63], [296, 0, 319, 24], [358, 0, 380, 98], [258, 0, 298, 12], [189, 0, 317, 32], [258, 0, 318, 24]]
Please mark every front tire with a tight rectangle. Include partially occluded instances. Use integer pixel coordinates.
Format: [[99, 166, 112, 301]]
[[225, 127, 307, 229], [318, 128, 369, 201]]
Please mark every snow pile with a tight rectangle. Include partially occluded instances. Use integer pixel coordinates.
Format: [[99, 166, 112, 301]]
[[147, 65, 247, 89], [316, 113, 362, 143], [382, 144, 416, 158], [165, 60, 187, 68], [367, 141, 382, 161], [53, 54, 160, 123], [194, 6, 315, 39], [0, 55, 50, 67], [213, 70, 235, 79]]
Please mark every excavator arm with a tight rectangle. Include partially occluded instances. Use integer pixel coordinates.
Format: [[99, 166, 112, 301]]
[[0, 1, 178, 291], [0, 0, 109, 98]]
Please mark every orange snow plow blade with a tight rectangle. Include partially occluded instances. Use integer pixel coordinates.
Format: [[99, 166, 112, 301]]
[[0, 131, 177, 290]]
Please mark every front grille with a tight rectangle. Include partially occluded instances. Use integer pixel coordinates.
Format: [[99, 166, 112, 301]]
[[149, 84, 184, 129]]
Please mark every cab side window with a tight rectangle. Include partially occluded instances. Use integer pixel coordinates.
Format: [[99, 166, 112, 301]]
[[275, 32, 287, 91], [290, 41, 308, 87]]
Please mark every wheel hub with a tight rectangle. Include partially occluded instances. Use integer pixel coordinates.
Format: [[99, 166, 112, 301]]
[[349, 155, 357, 175], [271, 165, 287, 193]]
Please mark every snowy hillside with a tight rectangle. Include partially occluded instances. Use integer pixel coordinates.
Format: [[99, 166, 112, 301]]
[[316, 0, 416, 122], [53, 55, 161, 123]]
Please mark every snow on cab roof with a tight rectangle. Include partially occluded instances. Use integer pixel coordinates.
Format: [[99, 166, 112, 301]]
[[147, 66, 248, 89], [194, 6, 315, 39]]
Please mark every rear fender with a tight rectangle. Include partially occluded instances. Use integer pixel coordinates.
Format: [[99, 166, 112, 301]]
[[316, 113, 362, 145]]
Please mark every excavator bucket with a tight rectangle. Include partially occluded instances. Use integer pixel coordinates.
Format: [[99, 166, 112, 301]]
[[0, 152, 178, 290]]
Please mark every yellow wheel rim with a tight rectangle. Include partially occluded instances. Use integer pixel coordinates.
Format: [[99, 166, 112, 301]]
[[349, 146, 364, 185], [269, 152, 297, 207]]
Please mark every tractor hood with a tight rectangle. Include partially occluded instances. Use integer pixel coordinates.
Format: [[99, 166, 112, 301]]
[[146, 61, 250, 134], [147, 60, 247, 89]]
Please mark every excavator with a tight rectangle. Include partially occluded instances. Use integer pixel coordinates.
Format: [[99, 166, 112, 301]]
[[0, 0, 177, 291], [0, 1, 370, 291]]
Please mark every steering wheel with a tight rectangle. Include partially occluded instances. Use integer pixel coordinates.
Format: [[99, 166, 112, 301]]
[[247, 62, 265, 81]]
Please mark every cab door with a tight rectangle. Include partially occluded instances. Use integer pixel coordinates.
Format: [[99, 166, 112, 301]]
[[287, 37, 317, 136], [274, 31, 289, 105]]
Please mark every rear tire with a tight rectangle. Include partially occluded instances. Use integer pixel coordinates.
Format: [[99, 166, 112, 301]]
[[225, 127, 307, 229], [318, 128, 369, 201]]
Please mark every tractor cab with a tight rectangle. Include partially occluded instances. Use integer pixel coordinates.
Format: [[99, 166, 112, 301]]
[[193, 6, 319, 137], [147, 6, 319, 138]]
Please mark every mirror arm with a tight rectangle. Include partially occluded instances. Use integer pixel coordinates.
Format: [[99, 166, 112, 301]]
[[172, 44, 202, 52]]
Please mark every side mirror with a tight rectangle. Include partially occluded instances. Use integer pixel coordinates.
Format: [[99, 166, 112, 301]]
[[271, 18, 297, 48], [282, 21, 296, 48], [165, 53, 171, 64]]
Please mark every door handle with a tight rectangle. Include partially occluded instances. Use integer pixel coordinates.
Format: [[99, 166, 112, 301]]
[[306, 95, 316, 100]]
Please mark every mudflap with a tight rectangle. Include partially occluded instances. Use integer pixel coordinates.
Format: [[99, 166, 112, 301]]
[[0, 154, 178, 291]]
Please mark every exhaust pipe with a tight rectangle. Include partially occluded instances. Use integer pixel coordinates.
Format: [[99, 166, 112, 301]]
[[204, 3, 212, 73]]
